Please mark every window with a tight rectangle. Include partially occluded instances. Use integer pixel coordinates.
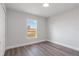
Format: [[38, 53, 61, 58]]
[[27, 19, 37, 39]]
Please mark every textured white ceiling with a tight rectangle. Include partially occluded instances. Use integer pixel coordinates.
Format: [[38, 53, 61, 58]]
[[5, 3, 79, 17]]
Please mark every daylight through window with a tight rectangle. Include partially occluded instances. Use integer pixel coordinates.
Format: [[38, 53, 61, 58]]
[[27, 19, 37, 39]]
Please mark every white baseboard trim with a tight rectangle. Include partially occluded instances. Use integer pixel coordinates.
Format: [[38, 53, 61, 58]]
[[48, 40, 79, 51], [6, 40, 79, 52], [6, 40, 46, 50]]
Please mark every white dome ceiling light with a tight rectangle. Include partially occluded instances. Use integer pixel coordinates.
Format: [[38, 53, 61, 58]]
[[43, 3, 49, 8]]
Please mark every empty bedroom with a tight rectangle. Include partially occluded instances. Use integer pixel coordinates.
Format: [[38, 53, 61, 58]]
[[0, 3, 79, 56]]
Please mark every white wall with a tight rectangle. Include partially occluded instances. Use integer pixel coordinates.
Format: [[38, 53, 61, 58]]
[[48, 7, 79, 51], [0, 4, 5, 56], [6, 8, 47, 49]]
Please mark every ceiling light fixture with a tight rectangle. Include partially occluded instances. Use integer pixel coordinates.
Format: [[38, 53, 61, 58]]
[[43, 3, 49, 8]]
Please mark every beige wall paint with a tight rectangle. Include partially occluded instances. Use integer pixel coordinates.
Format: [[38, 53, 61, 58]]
[[6, 8, 47, 49]]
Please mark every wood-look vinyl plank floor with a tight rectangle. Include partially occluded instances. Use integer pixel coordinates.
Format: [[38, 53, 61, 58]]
[[4, 41, 79, 56]]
